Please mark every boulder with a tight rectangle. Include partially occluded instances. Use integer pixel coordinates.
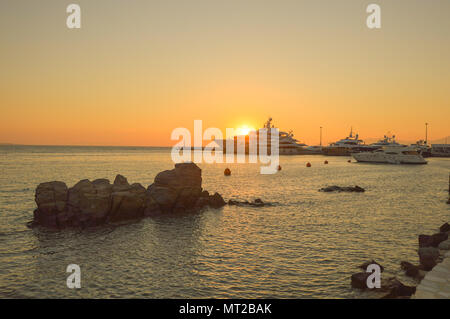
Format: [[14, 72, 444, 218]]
[[358, 260, 384, 272], [228, 198, 274, 207], [351, 272, 370, 289], [154, 162, 202, 190], [147, 162, 204, 213], [400, 261, 422, 278], [108, 183, 147, 222], [31, 163, 226, 229], [438, 239, 450, 250], [439, 222, 450, 233], [381, 278, 416, 298], [209, 192, 226, 208], [34, 181, 68, 228], [65, 179, 113, 227], [418, 247, 440, 271], [419, 233, 448, 248], [319, 185, 365, 192], [35, 181, 68, 214]]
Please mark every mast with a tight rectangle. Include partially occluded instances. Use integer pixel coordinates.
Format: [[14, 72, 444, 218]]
[[320, 126, 322, 146], [425, 122, 428, 145]]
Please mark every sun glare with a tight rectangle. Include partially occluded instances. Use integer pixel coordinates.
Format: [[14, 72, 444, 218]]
[[236, 125, 255, 136]]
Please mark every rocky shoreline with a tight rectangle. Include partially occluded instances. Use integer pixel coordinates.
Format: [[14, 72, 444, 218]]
[[29, 163, 227, 229], [350, 222, 450, 298]]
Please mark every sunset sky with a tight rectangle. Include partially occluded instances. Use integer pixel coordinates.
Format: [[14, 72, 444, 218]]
[[1, 0, 449, 146]]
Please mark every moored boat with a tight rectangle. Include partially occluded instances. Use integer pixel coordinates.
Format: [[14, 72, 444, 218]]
[[323, 128, 376, 156], [352, 146, 427, 164]]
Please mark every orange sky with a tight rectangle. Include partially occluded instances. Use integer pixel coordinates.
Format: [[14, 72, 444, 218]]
[[1, 1, 449, 146]]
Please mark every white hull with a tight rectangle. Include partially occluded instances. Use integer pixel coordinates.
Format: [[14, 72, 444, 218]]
[[352, 152, 427, 164]]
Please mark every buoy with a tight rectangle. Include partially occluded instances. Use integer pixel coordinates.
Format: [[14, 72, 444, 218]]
[[348, 160, 351, 163], [324, 160, 328, 164], [224, 168, 231, 176], [277, 165, 282, 171], [306, 162, 311, 167]]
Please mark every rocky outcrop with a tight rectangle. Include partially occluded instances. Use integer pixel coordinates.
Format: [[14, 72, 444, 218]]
[[440, 222, 450, 233], [319, 185, 365, 193], [418, 247, 440, 271], [358, 260, 384, 272], [400, 261, 424, 279], [381, 278, 416, 299], [228, 198, 274, 207], [418, 232, 448, 248], [350, 272, 371, 289], [30, 163, 226, 229]]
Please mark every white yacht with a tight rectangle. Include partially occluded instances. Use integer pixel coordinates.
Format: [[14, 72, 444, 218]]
[[216, 118, 310, 155], [370, 135, 405, 148], [352, 146, 427, 164], [258, 118, 309, 155], [323, 128, 375, 156], [411, 140, 432, 157]]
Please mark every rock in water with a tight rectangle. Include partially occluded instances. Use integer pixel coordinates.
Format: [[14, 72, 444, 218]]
[[227, 198, 274, 207], [400, 261, 422, 278], [31, 163, 226, 229], [418, 233, 448, 248], [439, 222, 450, 233], [319, 185, 365, 193], [358, 260, 384, 272], [34, 181, 68, 228], [351, 272, 370, 289], [381, 278, 416, 298], [418, 247, 440, 271]]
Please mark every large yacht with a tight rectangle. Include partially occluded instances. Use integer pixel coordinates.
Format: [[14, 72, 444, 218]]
[[352, 146, 427, 164], [216, 118, 311, 155], [410, 140, 432, 157], [323, 128, 376, 156], [370, 135, 405, 148]]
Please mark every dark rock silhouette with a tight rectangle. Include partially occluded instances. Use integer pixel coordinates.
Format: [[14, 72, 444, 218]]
[[30, 163, 226, 229], [358, 260, 384, 272], [418, 247, 440, 271], [228, 198, 274, 207], [350, 272, 370, 289], [319, 185, 365, 193], [418, 232, 448, 248], [381, 278, 416, 299], [400, 261, 423, 279], [440, 222, 450, 233]]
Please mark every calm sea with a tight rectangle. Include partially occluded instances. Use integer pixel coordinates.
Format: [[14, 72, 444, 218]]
[[0, 145, 449, 298]]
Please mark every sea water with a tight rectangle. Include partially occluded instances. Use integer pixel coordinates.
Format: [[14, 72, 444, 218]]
[[0, 145, 449, 298]]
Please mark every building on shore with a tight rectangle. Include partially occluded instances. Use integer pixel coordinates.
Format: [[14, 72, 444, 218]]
[[431, 144, 450, 157]]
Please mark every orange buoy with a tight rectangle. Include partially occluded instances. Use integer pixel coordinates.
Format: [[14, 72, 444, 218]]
[[224, 168, 231, 176], [277, 165, 282, 171], [324, 160, 328, 164], [306, 162, 311, 167]]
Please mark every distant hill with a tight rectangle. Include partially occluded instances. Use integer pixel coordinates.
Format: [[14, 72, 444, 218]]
[[429, 136, 450, 144], [0, 143, 14, 145]]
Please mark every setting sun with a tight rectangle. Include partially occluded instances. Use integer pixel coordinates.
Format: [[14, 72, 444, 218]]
[[236, 125, 256, 136]]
